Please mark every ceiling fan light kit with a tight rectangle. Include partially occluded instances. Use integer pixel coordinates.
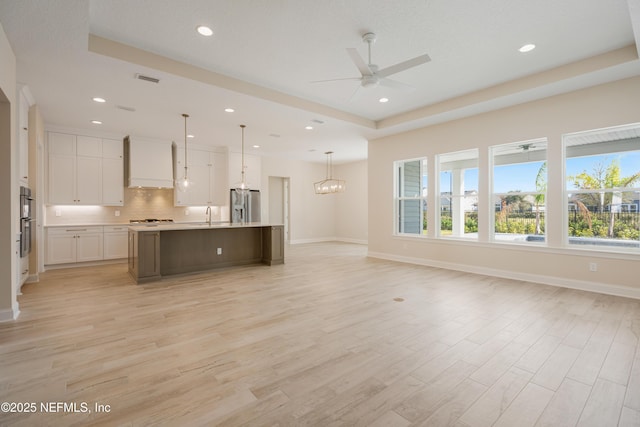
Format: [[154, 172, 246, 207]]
[[313, 32, 431, 95]]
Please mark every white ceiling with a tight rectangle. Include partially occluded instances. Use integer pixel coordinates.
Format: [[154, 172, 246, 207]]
[[1, 0, 639, 163]]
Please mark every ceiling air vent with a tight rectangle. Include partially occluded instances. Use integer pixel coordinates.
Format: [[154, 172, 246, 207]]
[[116, 105, 136, 112], [135, 73, 160, 84]]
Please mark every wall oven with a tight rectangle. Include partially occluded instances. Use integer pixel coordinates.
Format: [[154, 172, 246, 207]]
[[20, 186, 33, 257]]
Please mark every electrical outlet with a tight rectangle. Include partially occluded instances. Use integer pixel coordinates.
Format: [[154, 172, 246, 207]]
[[55, 209, 61, 217], [115, 210, 120, 217], [589, 262, 598, 272], [217, 248, 222, 255], [185, 209, 189, 216]]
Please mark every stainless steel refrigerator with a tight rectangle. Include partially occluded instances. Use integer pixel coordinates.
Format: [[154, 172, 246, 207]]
[[230, 189, 261, 223]]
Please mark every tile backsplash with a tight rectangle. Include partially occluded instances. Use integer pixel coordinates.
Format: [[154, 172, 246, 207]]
[[44, 188, 229, 225]]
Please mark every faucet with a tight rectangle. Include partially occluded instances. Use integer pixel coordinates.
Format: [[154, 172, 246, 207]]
[[205, 206, 212, 225]]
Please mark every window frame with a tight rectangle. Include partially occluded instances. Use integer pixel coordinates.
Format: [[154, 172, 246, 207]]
[[563, 123, 640, 253], [436, 148, 479, 240], [489, 138, 548, 246], [394, 157, 428, 236]]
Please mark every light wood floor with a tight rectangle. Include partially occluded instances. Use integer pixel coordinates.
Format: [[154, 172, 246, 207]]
[[1, 242, 639, 426]]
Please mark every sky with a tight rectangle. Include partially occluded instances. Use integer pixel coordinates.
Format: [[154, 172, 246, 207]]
[[433, 151, 640, 194]]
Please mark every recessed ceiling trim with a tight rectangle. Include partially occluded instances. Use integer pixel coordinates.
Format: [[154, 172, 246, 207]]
[[88, 34, 376, 129], [376, 44, 639, 130]]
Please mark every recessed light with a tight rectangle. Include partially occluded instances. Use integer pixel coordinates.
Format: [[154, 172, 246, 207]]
[[197, 25, 213, 37], [224, 108, 235, 113], [519, 44, 536, 53], [305, 126, 313, 130], [252, 145, 260, 148], [91, 120, 102, 124], [187, 134, 194, 138], [379, 97, 389, 103], [92, 97, 106, 103]]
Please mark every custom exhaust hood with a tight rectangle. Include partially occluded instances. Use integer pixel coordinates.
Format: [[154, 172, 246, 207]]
[[124, 136, 174, 188]]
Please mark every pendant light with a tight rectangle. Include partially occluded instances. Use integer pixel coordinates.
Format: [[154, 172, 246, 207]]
[[314, 151, 346, 194], [176, 113, 192, 192], [234, 124, 251, 194]]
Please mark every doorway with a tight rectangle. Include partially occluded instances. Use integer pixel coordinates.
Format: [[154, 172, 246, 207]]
[[268, 176, 290, 243]]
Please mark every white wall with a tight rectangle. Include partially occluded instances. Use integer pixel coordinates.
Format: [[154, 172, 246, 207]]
[[0, 22, 18, 320], [334, 160, 368, 244], [261, 156, 336, 243], [368, 76, 640, 297]]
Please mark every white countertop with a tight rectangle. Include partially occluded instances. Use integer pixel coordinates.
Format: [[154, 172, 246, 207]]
[[127, 222, 280, 232]]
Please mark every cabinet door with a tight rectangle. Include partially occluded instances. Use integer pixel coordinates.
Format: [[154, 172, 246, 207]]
[[19, 91, 29, 183], [49, 132, 76, 155], [102, 139, 123, 159], [103, 157, 124, 205], [76, 232, 104, 262], [46, 232, 76, 264], [76, 156, 102, 204], [229, 152, 261, 190], [104, 231, 128, 259], [76, 135, 102, 157], [211, 152, 228, 205], [48, 154, 76, 204]]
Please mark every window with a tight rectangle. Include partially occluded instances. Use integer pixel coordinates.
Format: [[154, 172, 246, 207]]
[[491, 139, 547, 243], [564, 123, 640, 250], [395, 158, 427, 235], [437, 149, 478, 239]]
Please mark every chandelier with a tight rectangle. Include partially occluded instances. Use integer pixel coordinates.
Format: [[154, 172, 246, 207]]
[[314, 151, 345, 194]]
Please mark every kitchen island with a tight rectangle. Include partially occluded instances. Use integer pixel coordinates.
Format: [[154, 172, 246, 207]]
[[128, 222, 284, 283]]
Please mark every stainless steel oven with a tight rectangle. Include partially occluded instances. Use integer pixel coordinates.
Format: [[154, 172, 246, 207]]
[[20, 186, 33, 257]]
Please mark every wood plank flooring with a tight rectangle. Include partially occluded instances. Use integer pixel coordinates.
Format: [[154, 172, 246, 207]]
[[1, 242, 639, 426]]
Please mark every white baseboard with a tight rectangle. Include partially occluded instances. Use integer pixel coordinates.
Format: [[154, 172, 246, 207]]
[[290, 237, 368, 245], [367, 251, 640, 300], [0, 307, 19, 322]]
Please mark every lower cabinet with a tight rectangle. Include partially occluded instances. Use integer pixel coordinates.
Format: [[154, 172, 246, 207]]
[[46, 225, 129, 265], [104, 226, 128, 259], [46, 227, 104, 265]]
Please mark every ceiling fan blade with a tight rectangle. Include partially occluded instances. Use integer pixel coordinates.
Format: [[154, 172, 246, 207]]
[[379, 78, 415, 92], [346, 48, 373, 76], [310, 77, 361, 84], [377, 54, 431, 78]]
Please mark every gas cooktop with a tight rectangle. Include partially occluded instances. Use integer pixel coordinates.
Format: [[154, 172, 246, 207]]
[[129, 219, 174, 224]]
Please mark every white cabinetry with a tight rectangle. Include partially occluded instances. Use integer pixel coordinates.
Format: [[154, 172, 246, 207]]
[[175, 147, 228, 206], [103, 226, 128, 259], [102, 139, 124, 205], [228, 152, 261, 191], [48, 132, 124, 205], [46, 226, 104, 265], [18, 90, 29, 184]]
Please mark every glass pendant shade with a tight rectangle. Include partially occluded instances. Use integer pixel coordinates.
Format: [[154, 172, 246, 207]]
[[176, 113, 193, 192], [314, 151, 346, 194], [233, 124, 251, 194]]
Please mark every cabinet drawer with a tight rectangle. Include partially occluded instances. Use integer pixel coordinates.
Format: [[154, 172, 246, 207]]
[[47, 226, 104, 236], [104, 225, 128, 233]]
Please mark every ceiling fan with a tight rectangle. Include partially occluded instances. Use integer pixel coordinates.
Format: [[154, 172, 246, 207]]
[[313, 32, 431, 91]]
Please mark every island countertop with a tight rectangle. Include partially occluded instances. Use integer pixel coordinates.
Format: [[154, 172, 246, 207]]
[[127, 222, 281, 232], [128, 223, 285, 283]]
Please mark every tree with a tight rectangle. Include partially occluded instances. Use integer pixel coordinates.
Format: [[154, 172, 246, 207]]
[[570, 159, 640, 237]]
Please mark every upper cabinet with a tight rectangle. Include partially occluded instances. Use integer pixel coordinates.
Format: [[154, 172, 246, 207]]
[[18, 89, 31, 184], [174, 145, 228, 206], [102, 139, 124, 205], [228, 152, 261, 191], [125, 136, 174, 189], [47, 132, 124, 206]]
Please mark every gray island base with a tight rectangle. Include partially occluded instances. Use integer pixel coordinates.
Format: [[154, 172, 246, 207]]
[[128, 223, 284, 283]]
